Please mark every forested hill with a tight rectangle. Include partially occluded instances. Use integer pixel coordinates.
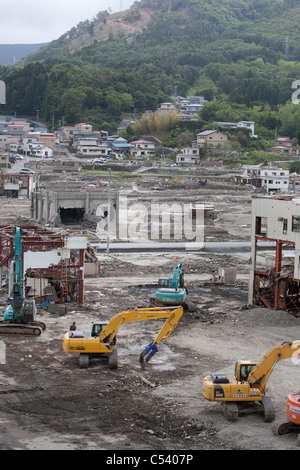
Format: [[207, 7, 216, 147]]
[[25, 0, 300, 66], [0, 44, 47, 65], [2, 0, 300, 143]]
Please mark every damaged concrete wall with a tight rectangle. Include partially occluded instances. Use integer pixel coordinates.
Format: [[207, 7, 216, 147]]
[[31, 186, 118, 228], [249, 195, 300, 310]]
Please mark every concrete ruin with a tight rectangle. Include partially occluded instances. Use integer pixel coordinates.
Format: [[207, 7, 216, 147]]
[[0, 174, 37, 198], [31, 182, 119, 228], [249, 195, 300, 311]]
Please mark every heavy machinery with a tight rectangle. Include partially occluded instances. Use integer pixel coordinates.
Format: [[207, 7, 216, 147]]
[[272, 393, 300, 445], [153, 262, 188, 308], [0, 227, 46, 335], [203, 340, 300, 422], [63, 305, 183, 369]]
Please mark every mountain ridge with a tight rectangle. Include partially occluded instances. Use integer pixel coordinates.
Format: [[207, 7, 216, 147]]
[[1, 0, 300, 146], [0, 43, 47, 66]]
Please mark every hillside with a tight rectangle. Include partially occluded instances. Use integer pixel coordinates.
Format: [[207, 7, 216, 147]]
[[25, 0, 300, 65], [1, 0, 300, 148], [0, 43, 47, 65]]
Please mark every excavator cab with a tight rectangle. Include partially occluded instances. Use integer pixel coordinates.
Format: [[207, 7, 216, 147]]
[[91, 322, 108, 337], [158, 277, 170, 289], [235, 361, 257, 383]]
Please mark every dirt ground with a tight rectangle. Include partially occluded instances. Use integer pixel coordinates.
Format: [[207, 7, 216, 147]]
[[0, 176, 300, 451]]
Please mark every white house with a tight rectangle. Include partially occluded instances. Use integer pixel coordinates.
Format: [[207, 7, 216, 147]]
[[176, 147, 200, 165], [236, 164, 289, 193], [215, 121, 257, 138], [77, 138, 109, 157], [260, 167, 289, 193], [32, 146, 54, 158], [130, 140, 156, 158]]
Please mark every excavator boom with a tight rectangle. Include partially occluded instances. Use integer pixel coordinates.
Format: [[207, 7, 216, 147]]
[[248, 341, 300, 391], [100, 306, 182, 344]]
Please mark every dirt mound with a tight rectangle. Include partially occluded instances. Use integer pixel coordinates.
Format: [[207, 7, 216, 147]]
[[234, 307, 300, 327]]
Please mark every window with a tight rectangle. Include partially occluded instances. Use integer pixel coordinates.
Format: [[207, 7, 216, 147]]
[[292, 216, 300, 232], [255, 216, 267, 235], [283, 218, 288, 234]]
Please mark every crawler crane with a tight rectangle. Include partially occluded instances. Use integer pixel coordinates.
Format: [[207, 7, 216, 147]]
[[63, 305, 183, 369], [203, 341, 300, 422]]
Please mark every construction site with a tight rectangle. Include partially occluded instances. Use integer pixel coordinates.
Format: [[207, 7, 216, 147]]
[[1, 156, 300, 451]]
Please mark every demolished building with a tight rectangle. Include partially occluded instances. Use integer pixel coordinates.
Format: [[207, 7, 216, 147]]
[[248, 195, 300, 312], [31, 182, 118, 228], [0, 225, 87, 305]]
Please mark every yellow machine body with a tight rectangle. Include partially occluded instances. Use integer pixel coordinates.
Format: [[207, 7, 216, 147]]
[[63, 333, 112, 355]]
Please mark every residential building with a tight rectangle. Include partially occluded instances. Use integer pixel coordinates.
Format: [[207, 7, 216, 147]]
[[197, 130, 228, 148], [215, 121, 257, 138], [76, 138, 109, 157], [157, 102, 176, 113], [0, 173, 38, 198], [111, 137, 132, 156], [0, 153, 8, 168], [235, 164, 289, 193], [271, 137, 299, 157], [176, 147, 200, 165], [172, 95, 207, 121], [130, 139, 156, 158], [259, 167, 289, 193]]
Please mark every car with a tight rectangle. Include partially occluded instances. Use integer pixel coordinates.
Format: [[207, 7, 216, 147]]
[[19, 168, 35, 174]]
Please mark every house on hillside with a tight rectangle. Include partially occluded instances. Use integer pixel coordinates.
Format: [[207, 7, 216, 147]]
[[197, 130, 228, 148], [176, 147, 200, 165], [130, 139, 156, 158], [214, 121, 257, 138], [111, 137, 132, 156], [76, 137, 109, 157], [271, 137, 299, 157], [157, 102, 176, 114]]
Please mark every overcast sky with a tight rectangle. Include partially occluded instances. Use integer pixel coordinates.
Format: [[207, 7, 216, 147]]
[[0, 0, 135, 44]]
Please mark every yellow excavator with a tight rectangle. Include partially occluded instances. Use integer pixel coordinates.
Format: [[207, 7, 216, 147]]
[[203, 341, 300, 422], [63, 306, 183, 369]]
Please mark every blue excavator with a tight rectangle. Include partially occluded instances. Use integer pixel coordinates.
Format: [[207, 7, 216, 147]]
[[152, 262, 189, 310], [0, 227, 46, 335]]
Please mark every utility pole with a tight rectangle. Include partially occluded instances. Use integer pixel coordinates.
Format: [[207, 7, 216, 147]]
[[167, 0, 172, 17]]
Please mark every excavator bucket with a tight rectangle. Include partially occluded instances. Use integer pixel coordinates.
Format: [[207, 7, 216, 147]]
[[139, 342, 158, 365]]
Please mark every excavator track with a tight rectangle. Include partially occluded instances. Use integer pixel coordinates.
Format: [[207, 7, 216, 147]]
[[0, 321, 46, 336], [261, 396, 276, 422], [150, 297, 196, 312], [221, 402, 239, 422], [272, 420, 300, 436]]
